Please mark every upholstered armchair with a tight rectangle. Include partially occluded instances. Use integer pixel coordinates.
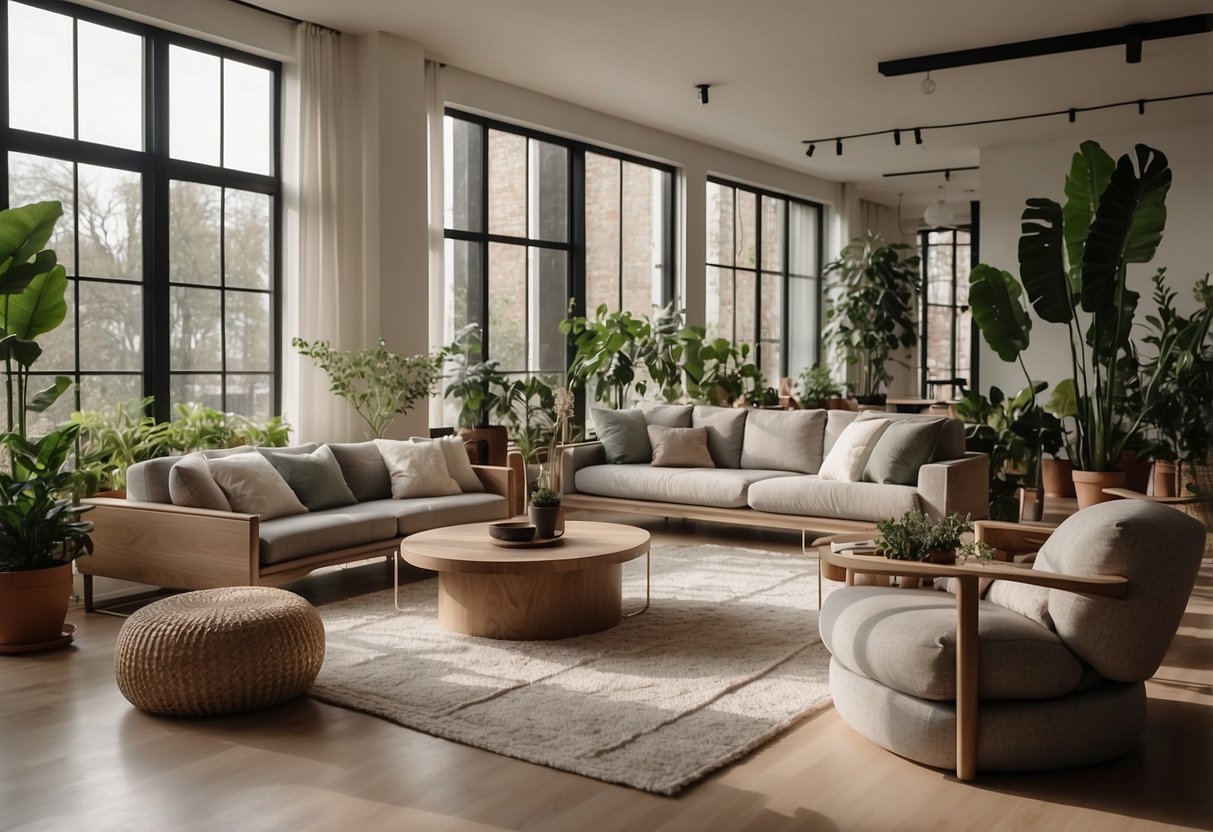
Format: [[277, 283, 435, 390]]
[[820, 500, 1205, 778]]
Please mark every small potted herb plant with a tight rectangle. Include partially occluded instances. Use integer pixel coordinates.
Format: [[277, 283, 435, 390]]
[[528, 487, 563, 540], [875, 510, 973, 565]]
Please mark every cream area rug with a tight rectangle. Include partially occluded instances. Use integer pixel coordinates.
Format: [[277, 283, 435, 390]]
[[309, 544, 831, 795]]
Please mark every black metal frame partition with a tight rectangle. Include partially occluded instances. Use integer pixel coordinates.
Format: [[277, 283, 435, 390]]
[[0, 0, 283, 423]]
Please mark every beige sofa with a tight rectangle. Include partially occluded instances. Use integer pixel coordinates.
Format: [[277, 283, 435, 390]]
[[559, 404, 988, 536], [78, 441, 511, 610]]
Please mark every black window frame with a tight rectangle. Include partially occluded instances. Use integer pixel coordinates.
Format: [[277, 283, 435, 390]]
[[919, 224, 975, 400], [0, 0, 283, 423]]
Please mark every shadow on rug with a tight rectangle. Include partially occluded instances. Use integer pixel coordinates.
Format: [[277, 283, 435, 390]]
[[309, 543, 831, 794]]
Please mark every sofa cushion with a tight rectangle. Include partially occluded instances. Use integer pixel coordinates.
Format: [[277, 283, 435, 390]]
[[740, 408, 827, 473], [575, 464, 796, 509], [375, 439, 461, 499], [168, 452, 232, 511], [258, 502, 400, 565], [410, 434, 484, 493], [824, 410, 858, 457], [365, 493, 509, 536], [819, 418, 891, 481], [635, 402, 693, 428], [207, 452, 308, 520], [647, 425, 714, 468], [591, 407, 652, 464], [254, 443, 319, 461], [820, 586, 1084, 701], [127, 445, 254, 504], [327, 441, 391, 502], [691, 405, 747, 468], [862, 418, 946, 485], [857, 411, 966, 461], [269, 445, 358, 511], [747, 476, 918, 522]]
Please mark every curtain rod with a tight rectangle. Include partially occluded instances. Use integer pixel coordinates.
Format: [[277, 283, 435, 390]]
[[227, 0, 340, 34]]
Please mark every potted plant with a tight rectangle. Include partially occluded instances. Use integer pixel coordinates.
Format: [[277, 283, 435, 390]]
[[798, 364, 844, 409], [0, 200, 94, 653], [70, 397, 173, 496], [686, 337, 764, 406], [293, 336, 443, 439], [822, 233, 920, 405], [875, 510, 972, 565], [528, 486, 562, 540], [442, 324, 512, 465], [745, 386, 780, 409]]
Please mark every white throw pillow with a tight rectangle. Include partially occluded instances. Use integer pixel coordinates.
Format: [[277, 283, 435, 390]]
[[206, 452, 308, 519], [375, 439, 461, 499], [409, 435, 484, 493], [817, 418, 892, 482]]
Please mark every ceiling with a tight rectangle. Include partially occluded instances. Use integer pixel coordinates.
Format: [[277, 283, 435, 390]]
[[262, 0, 1212, 210]]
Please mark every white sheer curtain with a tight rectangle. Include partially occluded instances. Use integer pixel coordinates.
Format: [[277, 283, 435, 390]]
[[284, 23, 363, 442]]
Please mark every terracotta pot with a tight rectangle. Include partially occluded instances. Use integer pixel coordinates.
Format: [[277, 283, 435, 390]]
[[1041, 459, 1076, 498], [1072, 470, 1126, 510], [1115, 449, 1151, 494], [1153, 460, 1178, 498], [0, 562, 73, 652], [460, 425, 509, 467]]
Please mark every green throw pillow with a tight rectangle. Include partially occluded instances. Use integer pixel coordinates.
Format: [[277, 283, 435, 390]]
[[862, 418, 946, 485], [591, 407, 652, 464], [270, 445, 358, 511]]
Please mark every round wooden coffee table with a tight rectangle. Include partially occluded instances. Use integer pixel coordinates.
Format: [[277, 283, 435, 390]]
[[398, 520, 650, 640]]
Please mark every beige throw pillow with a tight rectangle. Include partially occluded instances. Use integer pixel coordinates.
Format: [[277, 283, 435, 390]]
[[647, 425, 715, 468], [818, 418, 891, 482], [168, 452, 232, 511], [375, 439, 461, 499], [206, 452, 308, 519], [410, 435, 484, 493]]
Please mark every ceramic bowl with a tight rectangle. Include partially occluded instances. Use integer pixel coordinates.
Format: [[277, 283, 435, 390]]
[[488, 521, 537, 542]]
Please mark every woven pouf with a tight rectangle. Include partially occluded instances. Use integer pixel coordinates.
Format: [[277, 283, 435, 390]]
[[115, 587, 325, 717]]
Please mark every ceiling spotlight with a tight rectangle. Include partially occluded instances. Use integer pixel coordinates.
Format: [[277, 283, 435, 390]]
[[1068, 108, 1077, 123], [914, 127, 923, 144], [1138, 99, 1146, 114], [805, 144, 816, 157], [893, 128, 902, 146], [921, 72, 936, 95], [835, 139, 843, 156], [696, 84, 710, 105]]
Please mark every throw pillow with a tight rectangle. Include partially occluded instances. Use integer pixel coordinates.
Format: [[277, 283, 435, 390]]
[[739, 409, 827, 473], [374, 438, 461, 499], [635, 402, 693, 428], [269, 445, 358, 511], [818, 418, 892, 482], [327, 441, 392, 502], [168, 452, 232, 511], [206, 452, 308, 519], [690, 405, 748, 468], [410, 434, 484, 493], [591, 407, 652, 464], [862, 418, 946, 485], [647, 425, 715, 468], [986, 579, 1054, 630]]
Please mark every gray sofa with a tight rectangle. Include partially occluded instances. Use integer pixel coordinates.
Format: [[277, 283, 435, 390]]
[[560, 404, 988, 535], [78, 440, 511, 610]]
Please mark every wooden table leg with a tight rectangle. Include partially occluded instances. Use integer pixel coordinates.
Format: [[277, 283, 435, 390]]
[[955, 574, 979, 780]]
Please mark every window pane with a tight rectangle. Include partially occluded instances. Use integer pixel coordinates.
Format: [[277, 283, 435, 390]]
[[80, 374, 142, 413], [585, 152, 620, 313], [530, 247, 567, 373], [36, 281, 76, 372], [735, 270, 756, 345], [621, 162, 662, 315], [736, 190, 756, 269], [170, 180, 221, 286], [170, 286, 222, 371], [224, 189, 271, 290], [706, 181, 734, 266], [956, 309, 973, 387], [759, 340, 781, 387], [8, 152, 75, 276], [487, 130, 525, 237], [444, 238, 483, 344], [927, 242, 953, 304], [488, 243, 526, 371], [761, 272, 782, 342], [78, 21, 143, 150], [954, 243, 971, 306], [223, 59, 272, 174], [78, 281, 141, 371], [705, 266, 733, 342], [26, 377, 75, 438], [171, 374, 223, 411], [226, 374, 271, 420], [789, 202, 818, 277], [170, 46, 220, 166], [926, 305, 953, 379], [761, 196, 785, 272], [444, 117, 483, 233], [77, 164, 141, 280], [225, 291, 271, 372], [529, 140, 567, 242], [7, 2, 73, 139], [788, 275, 818, 374]]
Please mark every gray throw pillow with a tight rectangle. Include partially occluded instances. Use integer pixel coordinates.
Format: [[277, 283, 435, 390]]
[[270, 445, 358, 511], [327, 441, 392, 502], [591, 407, 652, 464], [635, 402, 693, 428], [168, 452, 232, 511], [691, 405, 748, 468], [862, 418, 946, 485]]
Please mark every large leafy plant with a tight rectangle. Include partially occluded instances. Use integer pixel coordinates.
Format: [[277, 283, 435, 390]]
[[0, 427, 93, 572], [442, 324, 513, 429]]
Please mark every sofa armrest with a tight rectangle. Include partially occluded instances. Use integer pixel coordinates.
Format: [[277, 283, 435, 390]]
[[472, 464, 513, 509], [917, 452, 989, 520], [558, 442, 607, 496], [76, 497, 260, 589]]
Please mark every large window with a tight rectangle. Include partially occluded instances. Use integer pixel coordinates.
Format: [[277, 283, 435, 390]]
[[2, 0, 280, 426], [443, 111, 674, 421], [920, 228, 973, 399], [705, 179, 822, 386]]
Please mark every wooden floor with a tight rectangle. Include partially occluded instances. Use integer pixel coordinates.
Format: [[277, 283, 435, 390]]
[[3, 511, 1211, 832]]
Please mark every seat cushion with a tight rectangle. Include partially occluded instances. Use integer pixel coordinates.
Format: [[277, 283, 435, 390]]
[[575, 464, 796, 508], [747, 476, 919, 522], [820, 586, 1084, 701], [258, 503, 401, 565], [740, 408, 827, 473]]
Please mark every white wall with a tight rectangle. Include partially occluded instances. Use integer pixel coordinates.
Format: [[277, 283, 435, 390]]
[[978, 123, 1213, 397]]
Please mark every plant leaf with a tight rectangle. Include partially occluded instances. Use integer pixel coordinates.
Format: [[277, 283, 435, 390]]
[[1062, 140, 1115, 279], [1018, 198, 1072, 324], [968, 264, 1032, 362]]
